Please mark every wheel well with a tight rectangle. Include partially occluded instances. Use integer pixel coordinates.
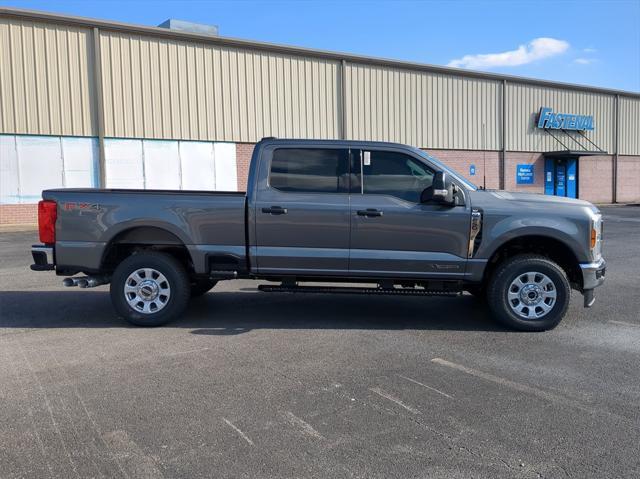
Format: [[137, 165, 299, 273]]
[[101, 227, 194, 276], [484, 235, 582, 289]]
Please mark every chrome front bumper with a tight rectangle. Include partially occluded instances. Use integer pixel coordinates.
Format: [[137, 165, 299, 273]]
[[580, 258, 606, 307], [31, 245, 55, 271]]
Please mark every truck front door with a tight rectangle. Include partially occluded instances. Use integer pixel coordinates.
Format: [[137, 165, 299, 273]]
[[348, 148, 470, 279], [253, 146, 351, 275]]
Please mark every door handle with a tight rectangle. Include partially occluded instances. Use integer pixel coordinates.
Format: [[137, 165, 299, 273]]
[[262, 206, 288, 215], [357, 209, 383, 217]]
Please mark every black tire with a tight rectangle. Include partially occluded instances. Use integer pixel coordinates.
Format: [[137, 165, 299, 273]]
[[110, 251, 191, 327], [191, 279, 218, 297], [487, 254, 570, 332]]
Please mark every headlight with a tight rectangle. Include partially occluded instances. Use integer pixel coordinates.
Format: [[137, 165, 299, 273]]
[[590, 213, 603, 261]]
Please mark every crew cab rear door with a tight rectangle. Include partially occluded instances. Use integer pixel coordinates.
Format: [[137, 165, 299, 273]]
[[348, 148, 470, 279], [253, 146, 351, 275]]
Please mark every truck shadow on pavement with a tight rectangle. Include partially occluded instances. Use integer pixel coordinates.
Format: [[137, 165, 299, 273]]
[[0, 290, 506, 332]]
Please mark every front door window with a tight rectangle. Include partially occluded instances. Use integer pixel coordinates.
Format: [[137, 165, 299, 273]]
[[361, 150, 434, 203]]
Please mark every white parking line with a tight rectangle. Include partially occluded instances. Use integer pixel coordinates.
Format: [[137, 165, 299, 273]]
[[430, 358, 593, 413], [164, 347, 210, 357], [283, 411, 325, 440], [369, 387, 420, 414], [397, 375, 454, 399], [608, 320, 640, 328], [222, 418, 254, 446]]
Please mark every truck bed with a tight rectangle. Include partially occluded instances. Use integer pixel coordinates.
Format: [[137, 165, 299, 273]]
[[43, 188, 248, 274]]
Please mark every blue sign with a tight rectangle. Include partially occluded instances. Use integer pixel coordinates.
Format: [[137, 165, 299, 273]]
[[469, 164, 476, 176], [537, 107, 594, 131], [516, 164, 535, 185]]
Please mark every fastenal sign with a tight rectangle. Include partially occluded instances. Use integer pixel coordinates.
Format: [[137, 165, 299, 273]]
[[537, 107, 594, 131]]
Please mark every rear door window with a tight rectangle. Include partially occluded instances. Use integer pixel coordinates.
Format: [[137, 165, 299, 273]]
[[269, 148, 349, 193]]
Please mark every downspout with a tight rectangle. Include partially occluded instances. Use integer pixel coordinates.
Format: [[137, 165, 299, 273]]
[[92, 27, 107, 188], [501, 79, 507, 190], [613, 94, 619, 203], [340, 59, 347, 140]]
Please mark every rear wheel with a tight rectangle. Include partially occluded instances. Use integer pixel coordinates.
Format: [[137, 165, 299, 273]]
[[487, 254, 570, 332], [110, 251, 191, 327]]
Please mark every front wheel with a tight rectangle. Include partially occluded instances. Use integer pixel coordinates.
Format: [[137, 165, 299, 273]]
[[110, 251, 191, 327], [487, 254, 570, 332]]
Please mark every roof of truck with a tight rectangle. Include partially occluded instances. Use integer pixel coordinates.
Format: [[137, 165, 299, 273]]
[[258, 137, 418, 149]]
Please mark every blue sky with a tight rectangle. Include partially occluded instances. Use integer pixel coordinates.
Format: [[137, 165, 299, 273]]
[[5, 0, 640, 92]]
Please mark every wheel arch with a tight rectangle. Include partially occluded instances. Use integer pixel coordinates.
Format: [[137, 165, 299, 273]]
[[100, 225, 195, 274], [483, 234, 583, 290]]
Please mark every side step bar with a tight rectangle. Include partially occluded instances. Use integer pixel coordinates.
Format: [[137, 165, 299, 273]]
[[258, 284, 461, 296]]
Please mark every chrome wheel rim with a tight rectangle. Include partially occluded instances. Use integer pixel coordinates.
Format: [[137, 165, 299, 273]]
[[507, 271, 557, 320], [124, 268, 171, 314]]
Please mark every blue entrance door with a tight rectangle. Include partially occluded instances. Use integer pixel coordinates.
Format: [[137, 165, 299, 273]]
[[544, 157, 578, 198], [556, 164, 566, 197]]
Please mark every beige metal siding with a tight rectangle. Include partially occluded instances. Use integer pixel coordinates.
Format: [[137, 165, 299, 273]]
[[505, 83, 614, 153], [619, 96, 640, 155], [0, 18, 95, 136], [344, 63, 501, 150], [99, 30, 340, 142]]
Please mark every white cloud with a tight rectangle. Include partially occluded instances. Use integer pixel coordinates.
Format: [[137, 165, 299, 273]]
[[583, 48, 597, 53], [447, 38, 570, 69], [574, 58, 596, 65]]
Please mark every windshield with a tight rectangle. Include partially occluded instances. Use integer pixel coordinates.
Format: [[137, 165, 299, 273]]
[[411, 148, 478, 191]]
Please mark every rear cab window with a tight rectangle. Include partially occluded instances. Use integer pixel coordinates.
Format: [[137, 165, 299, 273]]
[[269, 148, 350, 193]]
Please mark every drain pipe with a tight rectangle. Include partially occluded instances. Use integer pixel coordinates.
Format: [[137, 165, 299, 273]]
[[613, 94, 619, 203]]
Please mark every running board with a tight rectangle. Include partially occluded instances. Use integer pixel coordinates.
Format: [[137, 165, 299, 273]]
[[258, 284, 461, 296]]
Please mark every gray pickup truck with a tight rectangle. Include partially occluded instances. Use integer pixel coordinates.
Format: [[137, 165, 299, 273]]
[[31, 138, 605, 331]]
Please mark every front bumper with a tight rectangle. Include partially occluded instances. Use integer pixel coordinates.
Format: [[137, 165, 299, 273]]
[[580, 258, 606, 307], [31, 245, 55, 271]]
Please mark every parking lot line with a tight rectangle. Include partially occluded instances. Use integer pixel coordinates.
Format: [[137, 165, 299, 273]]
[[369, 387, 420, 414], [397, 374, 454, 399], [222, 418, 255, 446], [430, 358, 593, 413], [283, 411, 325, 440], [608, 320, 640, 328]]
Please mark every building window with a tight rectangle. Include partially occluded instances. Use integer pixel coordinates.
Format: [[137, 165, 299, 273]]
[[362, 150, 435, 202], [269, 148, 349, 193]]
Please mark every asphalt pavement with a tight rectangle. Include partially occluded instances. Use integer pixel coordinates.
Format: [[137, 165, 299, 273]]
[[1, 205, 639, 478]]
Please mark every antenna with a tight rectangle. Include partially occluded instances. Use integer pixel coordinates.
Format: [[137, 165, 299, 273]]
[[482, 122, 487, 190]]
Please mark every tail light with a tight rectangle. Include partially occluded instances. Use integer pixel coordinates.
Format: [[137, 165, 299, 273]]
[[38, 200, 57, 244]]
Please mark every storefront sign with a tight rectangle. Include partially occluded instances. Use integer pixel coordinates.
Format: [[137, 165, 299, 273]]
[[537, 107, 594, 131], [516, 164, 535, 184]]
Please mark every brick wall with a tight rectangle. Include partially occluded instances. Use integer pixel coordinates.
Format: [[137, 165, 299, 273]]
[[504, 152, 545, 194], [236, 143, 255, 192], [579, 155, 613, 204], [0, 204, 38, 225], [425, 149, 500, 189], [616, 155, 640, 203]]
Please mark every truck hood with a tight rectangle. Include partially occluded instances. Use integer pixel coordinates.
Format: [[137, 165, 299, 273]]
[[488, 190, 593, 207], [469, 189, 599, 214]]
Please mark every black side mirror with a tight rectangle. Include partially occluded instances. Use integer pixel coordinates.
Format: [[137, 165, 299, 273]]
[[421, 171, 455, 205]]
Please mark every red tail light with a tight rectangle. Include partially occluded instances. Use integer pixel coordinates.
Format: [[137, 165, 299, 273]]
[[38, 200, 57, 244]]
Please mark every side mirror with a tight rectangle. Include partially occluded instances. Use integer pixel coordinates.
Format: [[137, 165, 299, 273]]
[[431, 171, 448, 200], [421, 171, 455, 205]]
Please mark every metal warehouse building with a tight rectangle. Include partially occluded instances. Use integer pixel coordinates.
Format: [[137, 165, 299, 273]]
[[1, 7, 639, 225]]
